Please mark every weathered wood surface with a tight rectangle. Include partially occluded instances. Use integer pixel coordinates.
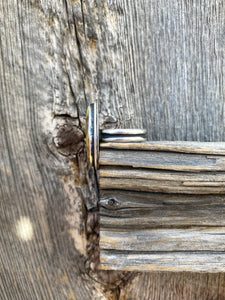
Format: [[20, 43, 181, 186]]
[[0, 0, 132, 299], [99, 142, 225, 194], [120, 272, 225, 300], [101, 252, 225, 272], [100, 191, 225, 228], [100, 167, 225, 194], [101, 142, 225, 155], [100, 147, 225, 172], [2, 0, 225, 299], [99, 144, 225, 271], [100, 190, 225, 271], [101, 227, 225, 252]]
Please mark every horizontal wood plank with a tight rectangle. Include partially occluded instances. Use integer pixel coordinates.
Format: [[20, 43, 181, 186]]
[[100, 177, 225, 194], [100, 167, 225, 182], [100, 227, 225, 251], [100, 252, 225, 272], [100, 191, 225, 228], [100, 142, 225, 155], [99, 149, 225, 172], [100, 167, 225, 193]]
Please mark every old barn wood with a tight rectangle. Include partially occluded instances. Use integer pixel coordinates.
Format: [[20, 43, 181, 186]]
[[99, 142, 225, 271], [2, 0, 225, 299]]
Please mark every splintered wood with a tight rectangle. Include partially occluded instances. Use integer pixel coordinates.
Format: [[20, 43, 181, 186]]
[[99, 142, 225, 272]]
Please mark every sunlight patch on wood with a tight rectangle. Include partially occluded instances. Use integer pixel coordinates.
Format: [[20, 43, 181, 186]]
[[16, 217, 34, 241]]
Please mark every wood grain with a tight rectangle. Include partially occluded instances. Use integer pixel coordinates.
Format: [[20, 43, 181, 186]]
[[100, 190, 225, 228], [100, 149, 225, 171], [97, 0, 225, 294], [99, 144, 225, 271], [2, 0, 225, 299], [100, 227, 225, 251], [0, 0, 110, 299], [100, 166, 225, 189], [98, 1, 225, 143], [100, 176, 225, 194], [100, 143, 225, 194], [101, 142, 225, 155], [100, 252, 225, 272], [120, 272, 225, 300]]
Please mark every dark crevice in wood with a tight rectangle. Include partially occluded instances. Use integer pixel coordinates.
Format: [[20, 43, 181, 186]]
[[53, 113, 78, 120], [72, 13, 88, 108], [80, 0, 86, 38]]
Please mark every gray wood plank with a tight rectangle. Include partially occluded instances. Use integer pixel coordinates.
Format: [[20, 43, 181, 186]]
[[100, 142, 225, 155], [100, 177, 225, 194], [100, 252, 225, 272], [100, 227, 225, 251], [100, 149, 225, 171], [100, 191, 225, 228], [100, 167, 225, 182]]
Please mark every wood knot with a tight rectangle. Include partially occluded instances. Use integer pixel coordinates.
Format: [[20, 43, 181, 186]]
[[99, 197, 120, 210], [107, 198, 117, 207], [53, 117, 84, 157]]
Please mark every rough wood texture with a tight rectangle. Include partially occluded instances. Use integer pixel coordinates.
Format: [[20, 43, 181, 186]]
[[101, 227, 225, 252], [100, 144, 225, 172], [120, 272, 225, 300], [101, 142, 225, 155], [100, 167, 225, 193], [2, 0, 225, 299], [0, 0, 132, 299], [100, 191, 225, 228], [100, 142, 225, 194], [97, 1, 225, 143], [99, 143, 225, 271], [101, 252, 225, 272], [100, 191, 225, 271]]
